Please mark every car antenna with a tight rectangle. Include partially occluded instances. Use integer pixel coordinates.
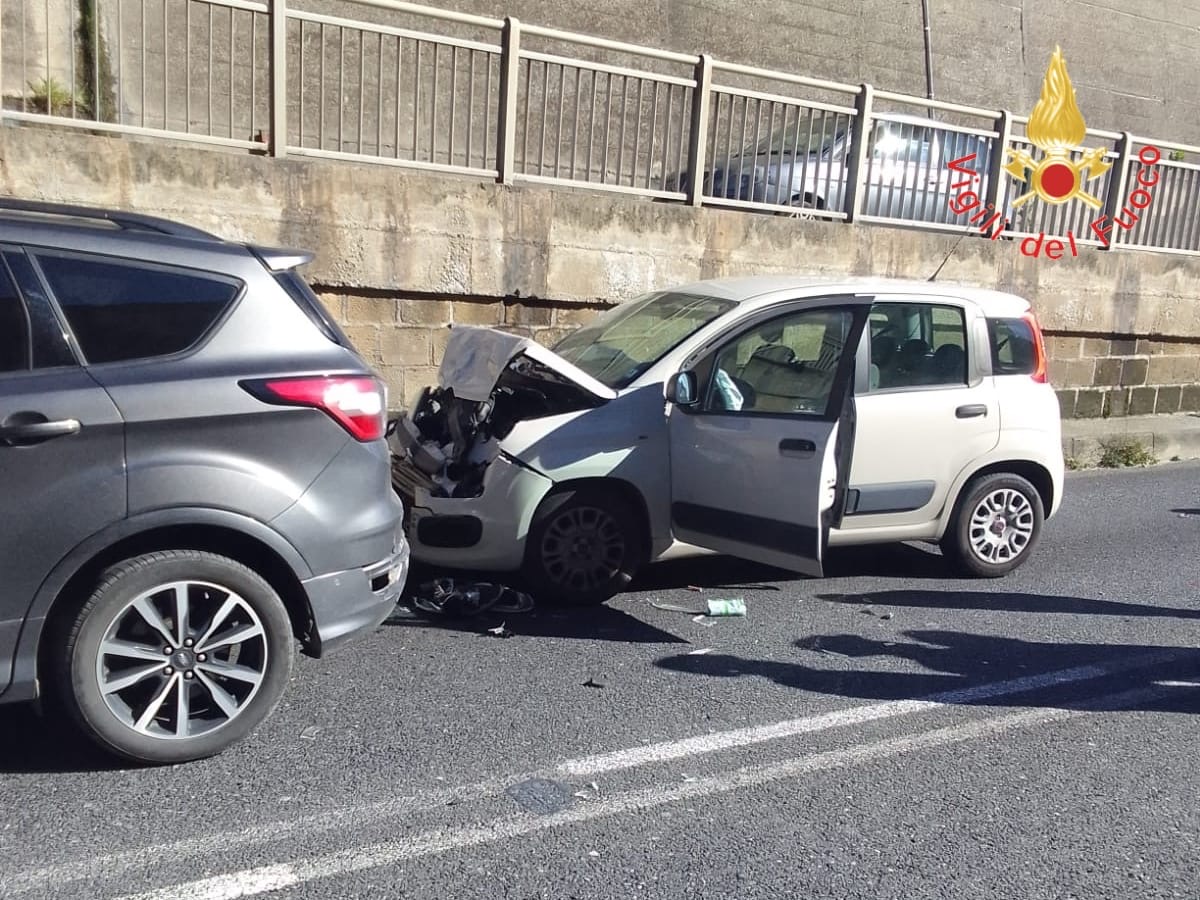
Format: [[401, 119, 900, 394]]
[[927, 230, 970, 282]]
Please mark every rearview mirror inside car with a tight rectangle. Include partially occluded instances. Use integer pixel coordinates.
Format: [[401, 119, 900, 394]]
[[665, 371, 698, 406]]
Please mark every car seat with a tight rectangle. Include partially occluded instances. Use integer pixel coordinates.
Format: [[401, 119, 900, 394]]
[[896, 338, 930, 382], [931, 343, 966, 382], [870, 334, 896, 389]]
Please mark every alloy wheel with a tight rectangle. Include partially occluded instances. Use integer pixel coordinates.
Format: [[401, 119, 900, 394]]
[[94, 581, 269, 740], [540, 505, 627, 592], [967, 488, 1036, 565]]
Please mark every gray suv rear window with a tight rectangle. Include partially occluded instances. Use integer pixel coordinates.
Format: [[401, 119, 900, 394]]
[[35, 252, 241, 364]]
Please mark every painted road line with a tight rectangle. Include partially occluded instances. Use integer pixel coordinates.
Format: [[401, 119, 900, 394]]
[[557, 651, 1179, 776], [113, 683, 1176, 900], [1, 651, 1183, 897]]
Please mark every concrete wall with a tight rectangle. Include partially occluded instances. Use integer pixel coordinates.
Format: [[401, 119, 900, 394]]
[[2, 123, 1198, 417], [409, 0, 1200, 146], [6, 0, 1199, 148]]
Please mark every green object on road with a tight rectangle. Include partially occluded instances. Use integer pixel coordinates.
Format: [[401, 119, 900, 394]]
[[705, 597, 746, 617]]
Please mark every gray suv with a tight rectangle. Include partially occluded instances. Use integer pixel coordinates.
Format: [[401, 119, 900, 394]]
[[0, 199, 409, 764]]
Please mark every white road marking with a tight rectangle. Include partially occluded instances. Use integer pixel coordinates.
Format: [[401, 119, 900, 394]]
[[114, 683, 1167, 900], [558, 652, 1174, 776], [0, 776, 515, 896], [1, 652, 1181, 897]]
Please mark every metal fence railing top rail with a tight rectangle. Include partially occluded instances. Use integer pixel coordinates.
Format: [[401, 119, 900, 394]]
[[2, 0, 1197, 256]]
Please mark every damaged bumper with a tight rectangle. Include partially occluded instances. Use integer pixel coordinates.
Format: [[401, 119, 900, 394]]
[[386, 325, 616, 572], [392, 451, 553, 571]]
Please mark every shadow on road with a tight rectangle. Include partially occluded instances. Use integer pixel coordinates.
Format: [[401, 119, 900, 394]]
[[0, 705, 126, 774], [656, 619, 1200, 714], [816, 589, 1200, 620], [626, 542, 950, 594]]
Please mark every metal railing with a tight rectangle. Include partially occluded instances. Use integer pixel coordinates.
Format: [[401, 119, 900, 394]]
[[3, 0, 1198, 256]]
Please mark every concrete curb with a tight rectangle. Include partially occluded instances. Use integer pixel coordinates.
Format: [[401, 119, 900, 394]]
[[1061, 413, 1200, 465]]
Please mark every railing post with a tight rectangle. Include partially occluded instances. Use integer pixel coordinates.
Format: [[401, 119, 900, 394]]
[[1101, 131, 1134, 250], [843, 83, 873, 223], [984, 108, 1012, 219], [685, 54, 713, 206], [496, 16, 521, 184], [269, 0, 288, 157]]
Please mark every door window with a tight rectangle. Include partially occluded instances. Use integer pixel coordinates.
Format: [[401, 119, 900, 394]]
[[33, 252, 242, 364], [868, 302, 967, 390], [0, 262, 30, 373], [703, 308, 854, 416]]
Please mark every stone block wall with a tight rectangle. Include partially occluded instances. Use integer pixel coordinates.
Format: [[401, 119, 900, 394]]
[[1048, 335, 1200, 419]]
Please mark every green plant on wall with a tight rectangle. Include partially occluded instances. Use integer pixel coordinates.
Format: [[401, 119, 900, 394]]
[[1169, 149, 1186, 162], [27, 77, 77, 116], [75, 0, 117, 121]]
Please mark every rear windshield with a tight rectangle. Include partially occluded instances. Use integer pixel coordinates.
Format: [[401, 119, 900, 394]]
[[987, 317, 1037, 375], [274, 271, 351, 347]]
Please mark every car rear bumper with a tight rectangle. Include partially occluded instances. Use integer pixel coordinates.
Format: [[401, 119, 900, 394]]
[[302, 528, 410, 656]]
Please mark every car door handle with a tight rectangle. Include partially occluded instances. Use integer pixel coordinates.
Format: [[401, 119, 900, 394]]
[[956, 404, 988, 419], [779, 438, 816, 458], [0, 418, 82, 446]]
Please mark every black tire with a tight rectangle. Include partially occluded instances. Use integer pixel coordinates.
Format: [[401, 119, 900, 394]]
[[523, 486, 648, 606], [54, 550, 294, 765], [941, 473, 1045, 578]]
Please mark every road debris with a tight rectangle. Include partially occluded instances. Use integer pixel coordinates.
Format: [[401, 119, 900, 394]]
[[409, 578, 534, 617], [705, 598, 746, 617], [652, 597, 746, 617], [687, 647, 714, 655], [485, 622, 514, 638], [583, 675, 607, 689]]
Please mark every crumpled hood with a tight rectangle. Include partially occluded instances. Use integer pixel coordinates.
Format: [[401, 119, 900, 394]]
[[438, 326, 617, 403]]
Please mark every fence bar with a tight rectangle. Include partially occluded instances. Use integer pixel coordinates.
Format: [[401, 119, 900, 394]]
[[522, 22, 697, 65], [983, 109, 1012, 220], [843, 83, 873, 222], [874, 88, 998, 119], [1102, 132, 1134, 249], [4, 110, 265, 148], [496, 16, 520, 182], [710, 59, 858, 95], [269, 0, 287, 155], [329, 0, 502, 31]]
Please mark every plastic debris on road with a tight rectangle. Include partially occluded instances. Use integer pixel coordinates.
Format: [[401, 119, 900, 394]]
[[651, 597, 747, 618]]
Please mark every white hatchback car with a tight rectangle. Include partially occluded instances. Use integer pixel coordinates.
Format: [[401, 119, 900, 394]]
[[390, 276, 1064, 604]]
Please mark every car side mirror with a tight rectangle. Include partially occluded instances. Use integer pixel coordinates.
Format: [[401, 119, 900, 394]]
[[665, 371, 698, 407]]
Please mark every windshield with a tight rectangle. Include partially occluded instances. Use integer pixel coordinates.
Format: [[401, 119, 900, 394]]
[[749, 112, 847, 156], [552, 291, 737, 389]]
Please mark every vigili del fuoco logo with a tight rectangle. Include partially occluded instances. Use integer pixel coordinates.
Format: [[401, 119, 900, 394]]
[[946, 46, 1161, 258]]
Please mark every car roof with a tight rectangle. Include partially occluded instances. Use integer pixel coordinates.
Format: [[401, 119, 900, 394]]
[[665, 274, 1033, 316]]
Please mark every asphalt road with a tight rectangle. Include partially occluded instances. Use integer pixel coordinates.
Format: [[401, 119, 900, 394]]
[[2, 462, 1199, 900]]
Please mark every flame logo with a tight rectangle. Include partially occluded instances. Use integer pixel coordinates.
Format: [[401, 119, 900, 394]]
[[1004, 46, 1111, 209], [1026, 47, 1087, 151]]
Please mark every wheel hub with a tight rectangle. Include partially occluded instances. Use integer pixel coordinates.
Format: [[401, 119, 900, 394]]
[[990, 516, 1007, 536], [171, 649, 197, 671]]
